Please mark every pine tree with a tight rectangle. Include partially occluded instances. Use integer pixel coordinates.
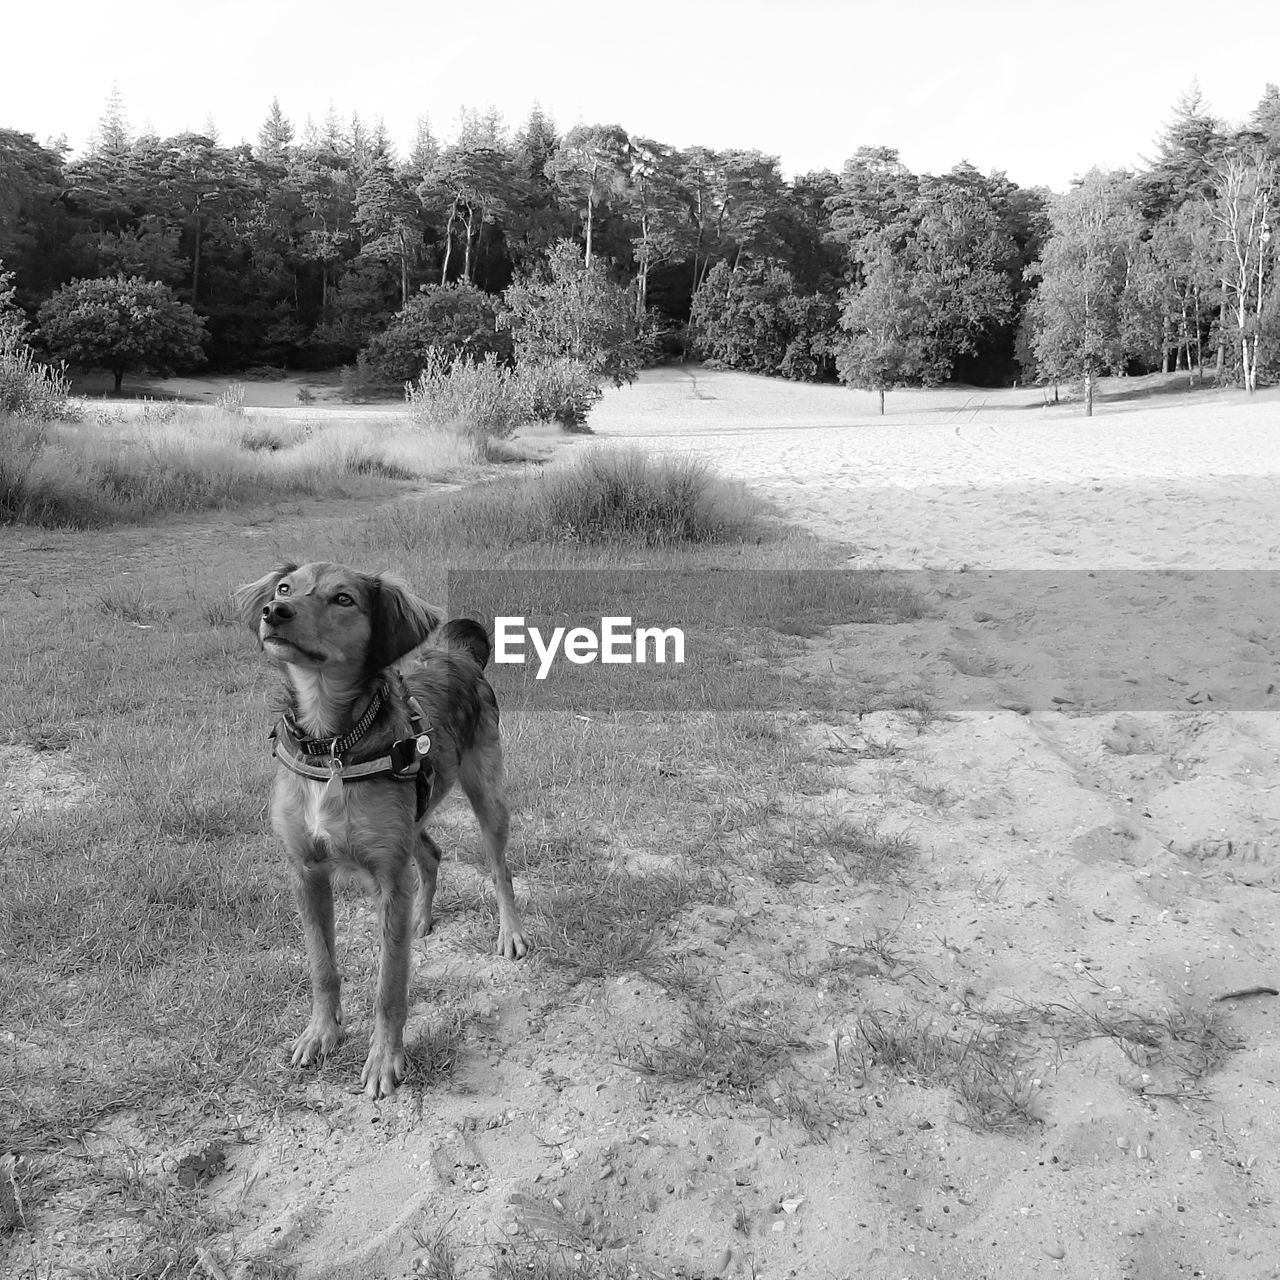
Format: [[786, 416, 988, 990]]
[[406, 116, 440, 180], [92, 84, 131, 155], [257, 98, 295, 162]]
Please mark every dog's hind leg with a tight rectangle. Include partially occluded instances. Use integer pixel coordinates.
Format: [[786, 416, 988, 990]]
[[288, 860, 345, 1067], [412, 831, 443, 939], [459, 756, 528, 961], [363, 857, 414, 1100]]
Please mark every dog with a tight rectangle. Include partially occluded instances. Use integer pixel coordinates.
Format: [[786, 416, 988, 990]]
[[234, 561, 528, 1099]]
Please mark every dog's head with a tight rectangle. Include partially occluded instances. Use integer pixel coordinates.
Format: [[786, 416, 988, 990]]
[[233, 562, 442, 678]]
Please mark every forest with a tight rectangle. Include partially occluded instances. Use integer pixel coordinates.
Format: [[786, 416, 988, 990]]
[[1, 82, 1278, 407]]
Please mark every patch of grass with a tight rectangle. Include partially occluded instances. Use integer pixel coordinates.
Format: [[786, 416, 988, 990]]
[[1002, 998, 1242, 1092], [535, 866, 724, 983], [851, 1008, 1040, 1132], [623, 998, 841, 1138], [761, 816, 916, 886], [370, 446, 767, 552], [0, 406, 473, 527]]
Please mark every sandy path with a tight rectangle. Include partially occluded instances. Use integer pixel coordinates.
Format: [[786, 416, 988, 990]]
[[592, 367, 1280, 568]]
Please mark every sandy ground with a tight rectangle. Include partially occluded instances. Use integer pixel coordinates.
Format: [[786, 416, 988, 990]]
[[591, 367, 1280, 569], [7, 369, 1280, 1280]]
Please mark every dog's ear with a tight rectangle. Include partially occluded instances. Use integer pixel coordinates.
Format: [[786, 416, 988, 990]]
[[232, 563, 297, 632], [366, 573, 442, 673]]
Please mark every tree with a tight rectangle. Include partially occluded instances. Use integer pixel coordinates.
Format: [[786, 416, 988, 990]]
[[835, 245, 929, 413], [621, 137, 687, 319], [418, 144, 525, 287], [1025, 170, 1140, 415], [91, 84, 131, 157], [37, 275, 206, 392], [405, 116, 441, 181], [1211, 147, 1276, 392], [908, 179, 1016, 380], [1249, 84, 1280, 160], [361, 281, 511, 381], [1136, 83, 1226, 220], [691, 261, 834, 380], [355, 155, 423, 306], [499, 239, 641, 386], [826, 146, 919, 276], [257, 99, 295, 163], [546, 125, 631, 266]]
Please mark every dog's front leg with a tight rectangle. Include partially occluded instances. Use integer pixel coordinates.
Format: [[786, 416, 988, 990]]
[[363, 858, 414, 1099], [288, 858, 344, 1066]]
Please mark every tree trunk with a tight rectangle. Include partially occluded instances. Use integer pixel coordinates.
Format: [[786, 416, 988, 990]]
[[440, 209, 455, 284], [878, 388, 885, 415], [192, 213, 203, 306], [1216, 268, 1229, 379], [1085, 368, 1094, 417], [113, 366, 124, 393], [584, 199, 593, 268]]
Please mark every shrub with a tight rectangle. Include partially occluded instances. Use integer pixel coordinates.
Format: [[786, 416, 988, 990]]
[[361, 281, 512, 382], [0, 329, 76, 421], [405, 349, 529, 440], [214, 382, 246, 415], [539, 448, 739, 544], [501, 240, 642, 388], [519, 357, 601, 431]]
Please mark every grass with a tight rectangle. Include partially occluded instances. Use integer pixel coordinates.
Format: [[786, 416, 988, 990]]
[[849, 1008, 1041, 1132], [0, 403, 483, 527], [0, 437, 931, 1271], [370, 444, 769, 553]]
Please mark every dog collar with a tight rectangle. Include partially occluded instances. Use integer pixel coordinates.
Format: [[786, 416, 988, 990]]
[[285, 685, 386, 758], [270, 693, 433, 790]]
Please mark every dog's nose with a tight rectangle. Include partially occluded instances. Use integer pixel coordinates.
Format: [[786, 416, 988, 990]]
[[263, 600, 294, 625]]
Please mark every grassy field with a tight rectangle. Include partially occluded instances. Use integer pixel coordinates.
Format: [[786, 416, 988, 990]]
[[0, 418, 937, 1278], [4, 372, 1272, 1280]]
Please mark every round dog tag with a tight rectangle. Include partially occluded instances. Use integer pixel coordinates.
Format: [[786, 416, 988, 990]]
[[415, 733, 432, 756]]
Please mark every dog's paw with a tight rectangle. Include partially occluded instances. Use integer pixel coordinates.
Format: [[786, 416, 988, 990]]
[[496, 920, 529, 961], [291, 1016, 343, 1067], [362, 1035, 407, 1100]]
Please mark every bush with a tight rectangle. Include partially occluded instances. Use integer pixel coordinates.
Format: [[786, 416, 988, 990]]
[[501, 240, 642, 388], [405, 349, 529, 440], [362, 281, 512, 382], [0, 329, 76, 421], [519, 357, 601, 431], [540, 448, 739, 544]]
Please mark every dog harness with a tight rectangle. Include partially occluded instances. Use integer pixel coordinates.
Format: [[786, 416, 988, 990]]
[[269, 681, 434, 819]]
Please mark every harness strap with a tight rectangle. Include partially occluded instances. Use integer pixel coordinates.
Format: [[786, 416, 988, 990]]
[[270, 689, 435, 819]]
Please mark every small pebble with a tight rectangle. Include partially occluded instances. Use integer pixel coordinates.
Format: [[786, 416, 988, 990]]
[[1044, 1241, 1065, 1260]]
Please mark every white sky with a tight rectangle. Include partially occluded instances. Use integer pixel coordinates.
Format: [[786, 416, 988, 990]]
[[3, 0, 1278, 193]]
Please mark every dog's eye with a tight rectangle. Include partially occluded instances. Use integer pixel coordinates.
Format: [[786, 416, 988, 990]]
[[333, 592, 355, 607], [276, 582, 291, 595]]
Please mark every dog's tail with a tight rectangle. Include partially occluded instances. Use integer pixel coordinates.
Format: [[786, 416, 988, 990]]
[[441, 617, 491, 668]]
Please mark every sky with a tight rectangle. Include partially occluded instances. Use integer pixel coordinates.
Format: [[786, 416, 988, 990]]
[[3, 0, 1279, 193]]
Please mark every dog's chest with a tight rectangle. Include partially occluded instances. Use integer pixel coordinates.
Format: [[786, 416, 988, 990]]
[[275, 774, 380, 888]]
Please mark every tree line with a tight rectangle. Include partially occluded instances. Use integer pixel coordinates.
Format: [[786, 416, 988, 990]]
[[0, 83, 1277, 408]]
